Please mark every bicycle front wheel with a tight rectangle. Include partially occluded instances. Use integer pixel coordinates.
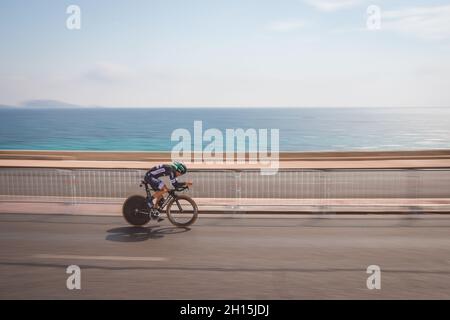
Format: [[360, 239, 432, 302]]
[[166, 195, 198, 227]]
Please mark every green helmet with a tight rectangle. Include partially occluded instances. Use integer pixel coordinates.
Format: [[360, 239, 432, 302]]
[[172, 161, 187, 174]]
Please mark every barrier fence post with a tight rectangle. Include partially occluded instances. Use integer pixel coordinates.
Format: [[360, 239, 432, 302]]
[[407, 168, 422, 214], [320, 169, 329, 214], [233, 170, 242, 213]]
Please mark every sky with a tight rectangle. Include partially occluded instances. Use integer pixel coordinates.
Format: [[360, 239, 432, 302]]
[[1, 0, 450, 108]]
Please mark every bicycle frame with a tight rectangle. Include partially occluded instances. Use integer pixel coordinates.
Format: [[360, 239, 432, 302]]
[[141, 181, 178, 210]]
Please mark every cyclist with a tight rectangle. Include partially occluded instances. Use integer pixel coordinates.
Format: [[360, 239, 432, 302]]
[[144, 161, 192, 212]]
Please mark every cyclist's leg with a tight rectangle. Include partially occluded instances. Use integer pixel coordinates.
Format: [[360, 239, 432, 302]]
[[152, 180, 168, 209], [147, 177, 163, 208]]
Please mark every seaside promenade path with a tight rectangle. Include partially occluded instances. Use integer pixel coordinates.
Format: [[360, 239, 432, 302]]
[[1, 150, 450, 169]]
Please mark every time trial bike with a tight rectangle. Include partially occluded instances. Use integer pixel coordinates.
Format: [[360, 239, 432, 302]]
[[122, 180, 198, 227]]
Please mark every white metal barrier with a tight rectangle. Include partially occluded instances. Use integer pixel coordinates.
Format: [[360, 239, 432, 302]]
[[0, 168, 449, 212]]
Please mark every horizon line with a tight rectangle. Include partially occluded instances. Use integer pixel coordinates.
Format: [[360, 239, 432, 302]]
[[2, 105, 450, 109]]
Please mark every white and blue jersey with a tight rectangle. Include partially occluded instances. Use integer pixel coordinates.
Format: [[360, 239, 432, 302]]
[[144, 164, 186, 191]]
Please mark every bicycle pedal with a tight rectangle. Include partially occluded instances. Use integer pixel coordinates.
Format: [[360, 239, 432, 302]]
[[150, 209, 161, 219]]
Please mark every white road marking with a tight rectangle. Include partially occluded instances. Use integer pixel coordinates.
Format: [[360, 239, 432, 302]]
[[33, 254, 167, 262]]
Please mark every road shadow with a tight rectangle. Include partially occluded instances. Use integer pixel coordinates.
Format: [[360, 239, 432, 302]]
[[106, 225, 191, 242]]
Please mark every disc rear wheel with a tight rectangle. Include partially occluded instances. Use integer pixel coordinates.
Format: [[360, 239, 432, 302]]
[[122, 195, 151, 226]]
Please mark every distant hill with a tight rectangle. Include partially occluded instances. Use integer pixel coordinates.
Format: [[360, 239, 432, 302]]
[[0, 100, 108, 109], [20, 100, 82, 108]]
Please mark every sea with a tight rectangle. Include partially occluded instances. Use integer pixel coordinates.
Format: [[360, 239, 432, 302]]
[[0, 107, 449, 151]]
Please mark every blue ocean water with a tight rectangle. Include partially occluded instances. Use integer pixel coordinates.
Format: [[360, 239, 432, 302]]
[[0, 107, 449, 151]]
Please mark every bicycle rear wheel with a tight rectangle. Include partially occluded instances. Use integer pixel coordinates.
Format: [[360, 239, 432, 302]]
[[122, 195, 151, 226], [166, 195, 198, 227]]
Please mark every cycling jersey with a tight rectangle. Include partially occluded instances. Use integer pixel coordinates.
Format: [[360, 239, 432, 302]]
[[144, 164, 186, 191]]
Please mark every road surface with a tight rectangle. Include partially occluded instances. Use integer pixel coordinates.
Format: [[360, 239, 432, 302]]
[[0, 213, 449, 299]]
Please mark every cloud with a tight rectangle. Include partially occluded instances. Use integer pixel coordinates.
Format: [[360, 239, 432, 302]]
[[82, 62, 133, 83], [382, 5, 450, 40], [267, 20, 305, 32], [304, 0, 363, 12]]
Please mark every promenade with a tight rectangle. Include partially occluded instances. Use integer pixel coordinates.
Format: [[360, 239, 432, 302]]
[[1, 150, 450, 215], [1, 150, 450, 169]]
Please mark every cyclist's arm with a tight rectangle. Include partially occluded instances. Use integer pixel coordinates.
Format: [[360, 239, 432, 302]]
[[169, 170, 186, 189]]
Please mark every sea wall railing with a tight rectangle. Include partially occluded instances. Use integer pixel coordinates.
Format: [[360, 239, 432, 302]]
[[0, 167, 449, 212]]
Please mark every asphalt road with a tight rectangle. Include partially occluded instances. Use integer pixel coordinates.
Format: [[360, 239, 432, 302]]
[[0, 213, 449, 299]]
